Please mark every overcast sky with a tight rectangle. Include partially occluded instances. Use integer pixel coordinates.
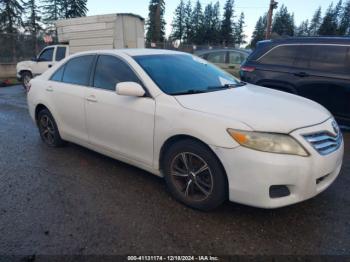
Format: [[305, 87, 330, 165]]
[[87, 0, 334, 42]]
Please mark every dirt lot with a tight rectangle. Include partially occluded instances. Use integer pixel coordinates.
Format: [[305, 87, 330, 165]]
[[0, 85, 349, 256]]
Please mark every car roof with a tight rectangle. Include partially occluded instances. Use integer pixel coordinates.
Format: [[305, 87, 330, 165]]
[[247, 37, 350, 61], [70, 48, 187, 58], [195, 48, 251, 55]]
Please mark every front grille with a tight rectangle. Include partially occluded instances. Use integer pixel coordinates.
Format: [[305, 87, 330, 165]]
[[303, 131, 342, 156]]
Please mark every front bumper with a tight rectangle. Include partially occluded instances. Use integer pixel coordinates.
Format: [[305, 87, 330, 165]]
[[212, 119, 344, 208]]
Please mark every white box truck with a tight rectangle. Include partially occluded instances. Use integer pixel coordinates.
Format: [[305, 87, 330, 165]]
[[16, 13, 145, 89]]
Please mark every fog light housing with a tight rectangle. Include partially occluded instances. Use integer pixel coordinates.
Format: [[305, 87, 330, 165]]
[[269, 185, 291, 198]]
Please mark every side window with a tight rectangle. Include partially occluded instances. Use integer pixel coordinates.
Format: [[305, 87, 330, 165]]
[[259, 45, 300, 66], [206, 52, 226, 64], [38, 48, 54, 62], [51, 65, 65, 82], [229, 51, 243, 64], [55, 47, 66, 61], [310, 45, 349, 73], [62, 55, 95, 86], [93, 55, 140, 91]]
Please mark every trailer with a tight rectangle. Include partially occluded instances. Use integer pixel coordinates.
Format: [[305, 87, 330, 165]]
[[16, 13, 145, 89]]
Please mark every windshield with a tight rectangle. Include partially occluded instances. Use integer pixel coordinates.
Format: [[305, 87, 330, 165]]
[[133, 54, 241, 95]]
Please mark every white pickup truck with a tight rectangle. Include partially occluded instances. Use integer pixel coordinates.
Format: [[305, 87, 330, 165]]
[[17, 45, 69, 89], [17, 13, 145, 89]]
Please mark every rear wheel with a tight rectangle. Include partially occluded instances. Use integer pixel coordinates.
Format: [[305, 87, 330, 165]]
[[37, 109, 65, 147], [21, 71, 32, 91], [162, 139, 227, 211]]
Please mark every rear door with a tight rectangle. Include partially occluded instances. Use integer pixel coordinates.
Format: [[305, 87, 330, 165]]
[[228, 51, 246, 77], [205, 51, 228, 72], [48, 55, 95, 142], [296, 45, 350, 121]]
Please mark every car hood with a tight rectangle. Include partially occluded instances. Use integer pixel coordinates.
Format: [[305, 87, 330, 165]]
[[17, 60, 35, 69], [174, 84, 331, 133]]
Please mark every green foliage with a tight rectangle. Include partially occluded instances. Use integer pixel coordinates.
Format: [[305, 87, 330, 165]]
[[234, 12, 246, 46], [250, 14, 266, 48], [42, 0, 61, 23], [23, 0, 42, 35], [171, 0, 186, 41], [183, 0, 193, 43], [221, 0, 234, 46], [0, 0, 24, 33], [272, 4, 295, 37], [296, 20, 309, 36], [339, 0, 350, 35], [309, 7, 322, 36], [146, 0, 166, 43], [191, 0, 204, 44]]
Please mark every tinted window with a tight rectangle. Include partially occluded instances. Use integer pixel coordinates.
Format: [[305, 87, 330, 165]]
[[310, 45, 350, 73], [134, 54, 239, 95], [55, 47, 66, 61], [207, 52, 226, 64], [229, 51, 243, 64], [93, 55, 140, 91], [260, 45, 299, 66], [38, 48, 54, 62], [51, 65, 65, 82], [62, 55, 95, 86]]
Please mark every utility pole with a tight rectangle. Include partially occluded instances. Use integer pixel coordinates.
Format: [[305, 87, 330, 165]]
[[265, 0, 278, 39]]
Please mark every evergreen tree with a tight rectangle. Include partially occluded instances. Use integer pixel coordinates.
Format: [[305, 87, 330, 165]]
[[250, 14, 267, 48], [191, 0, 204, 44], [211, 1, 221, 44], [183, 0, 192, 43], [234, 12, 246, 46], [66, 0, 88, 18], [42, 0, 62, 23], [296, 20, 309, 36], [23, 0, 42, 36], [221, 0, 234, 46], [202, 3, 213, 44], [272, 5, 295, 37], [339, 0, 350, 35], [318, 3, 339, 35], [171, 0, 185, 41], [0, 0, 24, 33], [146, 0, 166, 43], [309, 7, 322, 36]]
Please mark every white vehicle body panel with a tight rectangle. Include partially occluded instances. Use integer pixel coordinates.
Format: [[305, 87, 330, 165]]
[[27, 49, 344, 208]]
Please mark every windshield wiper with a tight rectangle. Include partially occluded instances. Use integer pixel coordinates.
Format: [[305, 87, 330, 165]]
[[207, 82, 247, 90], [172, 89, 208, 95]]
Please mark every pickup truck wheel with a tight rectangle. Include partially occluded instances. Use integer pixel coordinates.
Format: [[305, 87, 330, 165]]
[[21, 72, 32, 91]]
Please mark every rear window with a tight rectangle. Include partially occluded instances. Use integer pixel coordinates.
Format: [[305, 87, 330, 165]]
[[55, 47, 66, 61], [310, 45, 350, 74], [259, 45, 300, 66]]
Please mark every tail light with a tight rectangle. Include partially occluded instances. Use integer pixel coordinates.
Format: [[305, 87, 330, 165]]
[[240, 66, 256, 73]]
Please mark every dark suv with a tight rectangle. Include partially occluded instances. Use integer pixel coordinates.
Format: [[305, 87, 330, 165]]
[[240, 37, 350, 126]]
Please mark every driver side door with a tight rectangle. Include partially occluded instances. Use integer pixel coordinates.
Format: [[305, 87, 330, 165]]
[[32, 47, 54, 75], [85, 55, 156, 166]]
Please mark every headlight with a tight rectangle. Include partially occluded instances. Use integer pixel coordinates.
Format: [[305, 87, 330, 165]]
[[227, 129, 309, 156]]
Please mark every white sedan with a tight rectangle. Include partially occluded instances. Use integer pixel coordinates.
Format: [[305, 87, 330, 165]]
[[27, 49, 344, 210]]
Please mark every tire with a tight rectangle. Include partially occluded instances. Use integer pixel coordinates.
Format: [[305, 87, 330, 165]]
[[162, 139, 227, 211], [37, 109, 65, 147], [21, 71, 32, 91]]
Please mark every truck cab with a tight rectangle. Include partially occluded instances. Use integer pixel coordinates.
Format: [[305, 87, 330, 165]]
[[17, 45, 69, 89]]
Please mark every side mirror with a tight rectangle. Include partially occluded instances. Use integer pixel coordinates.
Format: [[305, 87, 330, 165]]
[[116, 82, 146, 97], [31, 56, 37, 62]]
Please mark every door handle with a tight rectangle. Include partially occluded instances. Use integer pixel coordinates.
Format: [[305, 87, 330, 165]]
[[48, 64, 52, 68], [46, 86, 53, 92], [86, 95, 98, 103], [294, 72, 309, 77]]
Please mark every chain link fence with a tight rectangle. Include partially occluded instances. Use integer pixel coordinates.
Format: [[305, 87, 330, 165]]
[[145, 41, 241, 54], [0, 33, 56, 63]]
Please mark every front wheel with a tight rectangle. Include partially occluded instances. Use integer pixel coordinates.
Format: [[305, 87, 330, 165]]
[[21, 71, 32, 91], [162, 139, 227, 211]]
